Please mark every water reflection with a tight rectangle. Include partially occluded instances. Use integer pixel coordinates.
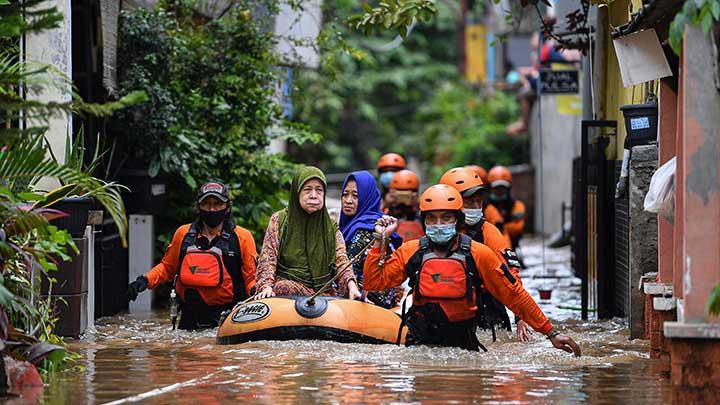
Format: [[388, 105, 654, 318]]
[[8, 238, 671, 404], [19, 313, 669, 404]]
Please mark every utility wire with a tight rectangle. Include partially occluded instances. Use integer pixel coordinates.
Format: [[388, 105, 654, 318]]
[[535, 4, 546, 275]]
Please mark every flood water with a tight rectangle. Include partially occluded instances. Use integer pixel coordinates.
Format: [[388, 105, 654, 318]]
[[14, 238, 672, 404]]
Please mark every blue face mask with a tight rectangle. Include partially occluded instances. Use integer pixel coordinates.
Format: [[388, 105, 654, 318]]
[[379, 172, 395, 188], [425, 223, 457, 245], [464, 208, 484, 226]]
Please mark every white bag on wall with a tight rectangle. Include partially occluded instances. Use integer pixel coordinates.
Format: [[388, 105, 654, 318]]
[[644, 157, 676, 221]]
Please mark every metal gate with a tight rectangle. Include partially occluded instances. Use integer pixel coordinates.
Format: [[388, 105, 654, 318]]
[[577, 121, 617, 320]]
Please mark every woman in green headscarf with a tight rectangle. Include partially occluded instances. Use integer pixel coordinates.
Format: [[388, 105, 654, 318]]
[[255, 166, 362, 299]]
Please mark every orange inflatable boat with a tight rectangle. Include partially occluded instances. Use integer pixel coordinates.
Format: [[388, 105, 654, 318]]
[[216, 296, 407, 345]]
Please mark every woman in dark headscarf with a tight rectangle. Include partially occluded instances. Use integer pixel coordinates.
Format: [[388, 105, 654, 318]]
[[255, 166, 361, 299], [339, 171, 403, 308]]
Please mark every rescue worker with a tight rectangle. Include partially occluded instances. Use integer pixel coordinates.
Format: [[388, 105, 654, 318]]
[[439, 167, 532, 342], [363, 185, 581, 354], [376, 152, 407, 194], [486, 166, 527, 249], [254, 166, 362, 300], [385, 169, 424, 241], [464, 165, 488, 185], [463, 165, 507, 236], [126, 182, 258, 330]]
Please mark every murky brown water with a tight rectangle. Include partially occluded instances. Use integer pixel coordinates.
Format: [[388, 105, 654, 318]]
[[3, 238, 671, 404], [10, 311, 667, 404]]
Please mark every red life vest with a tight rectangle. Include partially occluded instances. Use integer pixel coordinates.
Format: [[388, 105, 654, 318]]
[[176, 223, 241, 306], [399, 236, 514, 344], [397, 220, 425, 242], [406, 235, 478, 322]]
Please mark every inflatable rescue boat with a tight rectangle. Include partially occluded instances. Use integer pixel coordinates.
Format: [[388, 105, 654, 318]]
[[216, 296, 407, 345]]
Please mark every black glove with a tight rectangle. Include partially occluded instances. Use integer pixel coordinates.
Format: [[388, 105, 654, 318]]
[[127, 276, 149, 301]]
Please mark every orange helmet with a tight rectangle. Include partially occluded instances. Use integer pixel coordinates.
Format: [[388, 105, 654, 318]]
[[377, 153, 406, 171], [389, 169, 420, 190], [465, 165, 488, 184], [439, 167, 484, 196], [487, 166, 513, 188], [419, 184, 464, 212]]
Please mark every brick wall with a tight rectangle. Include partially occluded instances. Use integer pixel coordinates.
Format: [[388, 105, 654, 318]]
[[644, 292, 675, 373], [670, 339, 720, 402]]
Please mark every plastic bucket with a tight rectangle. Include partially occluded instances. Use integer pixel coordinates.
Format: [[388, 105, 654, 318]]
[[539, 289, 553, 300]]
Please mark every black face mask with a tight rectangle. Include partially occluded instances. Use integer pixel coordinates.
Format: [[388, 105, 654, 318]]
[[199, 209, 226, 228]]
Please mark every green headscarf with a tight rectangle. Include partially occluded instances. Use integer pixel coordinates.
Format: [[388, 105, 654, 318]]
[[276, 166, 338, 290]]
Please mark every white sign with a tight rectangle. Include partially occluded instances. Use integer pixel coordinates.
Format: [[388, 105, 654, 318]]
[[613, 28, 672, 87], [630, 117, 651, 130]]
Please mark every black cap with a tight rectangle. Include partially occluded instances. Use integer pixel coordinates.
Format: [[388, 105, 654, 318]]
[[197, 182, 230, 203], [460, 185, 485, 198]]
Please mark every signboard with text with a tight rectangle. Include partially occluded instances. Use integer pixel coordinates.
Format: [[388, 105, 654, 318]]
[[539, 69, 580, 94]]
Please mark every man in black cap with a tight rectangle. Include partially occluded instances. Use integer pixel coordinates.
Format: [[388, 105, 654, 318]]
[[127, 182, 258, 330]]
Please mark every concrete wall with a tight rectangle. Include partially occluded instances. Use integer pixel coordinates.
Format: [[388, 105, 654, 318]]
[[529, 92, 581, 235], [662, 25, 720, 400], [25, 0, 72, 167], [670, 26, 720, 328], [657, 80, 677, 283], [628, 144, 658, 339]]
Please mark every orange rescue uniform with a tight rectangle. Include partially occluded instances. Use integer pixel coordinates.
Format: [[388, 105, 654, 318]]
[[503, 200, 526, 242], [145, 224, 257, 296], [463, 220, 521, 281], [486, 200, 526, 246], [363, 239, 552, 335]]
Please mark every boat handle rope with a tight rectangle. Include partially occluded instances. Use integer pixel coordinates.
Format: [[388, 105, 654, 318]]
[[307, 230, 383, 305], [226, 227, 386, 314]]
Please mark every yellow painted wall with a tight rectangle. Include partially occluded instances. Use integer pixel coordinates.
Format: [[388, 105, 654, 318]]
[[602, 0, 648, 159], [465, 24, 487, 84]]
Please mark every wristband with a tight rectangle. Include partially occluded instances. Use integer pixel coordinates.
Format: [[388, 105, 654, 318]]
[[546, 329, 561, 340]]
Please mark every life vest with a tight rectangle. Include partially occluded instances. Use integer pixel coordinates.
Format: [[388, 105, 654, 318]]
[[396, 220, 425, 242], [405, 235, 477, 322], [404, 235, 512, 333], [176, 222, 245, 306]]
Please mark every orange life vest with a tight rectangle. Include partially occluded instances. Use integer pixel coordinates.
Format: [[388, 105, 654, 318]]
[[404, 235, 513, 331], [176, 223, 241, 306], [406, 235, 477, 322]]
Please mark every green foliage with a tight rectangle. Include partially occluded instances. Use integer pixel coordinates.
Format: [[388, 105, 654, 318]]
[[670, 0, 720, 54], [0, 0, 134, 366], [708, 283, 720, 316], [415, 82, 525, 180], [348, 0, 437, 38], [0, 0, 63, 38], [0, 188, 77, 340], [112, 2, 312, 238], [293, 1, 458, 173], [0, 134, 130, 246]]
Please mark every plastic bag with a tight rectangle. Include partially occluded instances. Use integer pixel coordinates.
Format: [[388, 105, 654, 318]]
[[644, 157, 676, 220]]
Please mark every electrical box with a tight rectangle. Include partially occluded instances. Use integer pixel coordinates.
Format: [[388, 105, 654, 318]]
[[129, 215, 154, 312]]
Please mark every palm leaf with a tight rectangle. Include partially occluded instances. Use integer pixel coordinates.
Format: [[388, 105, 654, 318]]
[[0, 135, 129, 246]]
